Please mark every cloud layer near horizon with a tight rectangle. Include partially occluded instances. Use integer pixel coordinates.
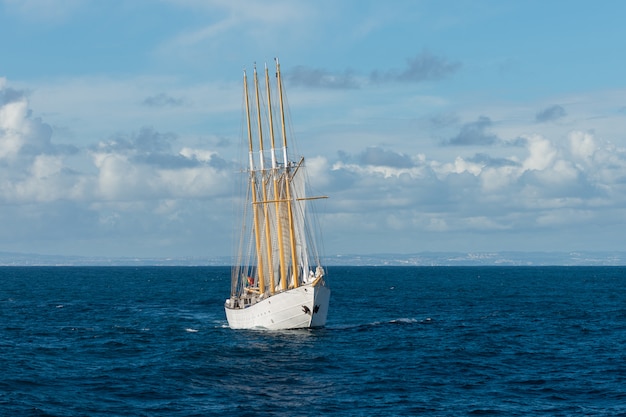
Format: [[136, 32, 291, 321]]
[[0, 79, 233, 256], [2, 73, 626, 257]]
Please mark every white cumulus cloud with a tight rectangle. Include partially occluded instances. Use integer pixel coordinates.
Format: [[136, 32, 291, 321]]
[[0, 78, 232, 257]]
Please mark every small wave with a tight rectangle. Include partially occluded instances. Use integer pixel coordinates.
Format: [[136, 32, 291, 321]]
[[390, 317, 433, 325], [329, 317, 432, 331], [389, 318, 419, 324], [185, 328, 199, 333]]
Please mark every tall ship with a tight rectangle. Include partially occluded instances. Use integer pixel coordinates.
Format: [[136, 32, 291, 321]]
[[224, 59, 331, 330]]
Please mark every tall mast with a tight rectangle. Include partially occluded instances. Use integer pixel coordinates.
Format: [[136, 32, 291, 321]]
[[265, 63, 287, 292], [244, 69, 265, 292], [276, 58, 300, 288], [276, 58, 289, 166], [244, 70, 254, 173], [253, 65, 265, 171], [253, 65, 274, 294], [265, 63, 277, 170]]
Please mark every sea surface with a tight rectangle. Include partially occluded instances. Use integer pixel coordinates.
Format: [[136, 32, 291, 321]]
[[1, 266, 625, 416]]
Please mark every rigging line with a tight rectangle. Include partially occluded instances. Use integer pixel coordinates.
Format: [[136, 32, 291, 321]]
[[252, 196, 327, 205]]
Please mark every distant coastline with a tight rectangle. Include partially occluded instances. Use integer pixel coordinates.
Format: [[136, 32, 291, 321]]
[[1, 251, 625, 267]]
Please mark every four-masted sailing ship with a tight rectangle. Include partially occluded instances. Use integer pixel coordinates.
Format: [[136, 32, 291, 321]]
[[224, 59, 330, 330]]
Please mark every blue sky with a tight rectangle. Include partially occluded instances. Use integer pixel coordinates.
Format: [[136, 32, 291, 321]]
[[1, 0, 626, 259]]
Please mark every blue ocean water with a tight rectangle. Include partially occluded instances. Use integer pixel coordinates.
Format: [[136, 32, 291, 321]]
[[1, 266, 625, 416]]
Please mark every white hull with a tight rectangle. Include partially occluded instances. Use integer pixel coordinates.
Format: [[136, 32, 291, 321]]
[[225, 282, 330, 330]]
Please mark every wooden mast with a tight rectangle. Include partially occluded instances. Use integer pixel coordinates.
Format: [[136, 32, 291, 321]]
[[244, 69, 265, 293], [275, 58, 300, 288], [265, 63, 287, 293], [253, 65, 274, 295]]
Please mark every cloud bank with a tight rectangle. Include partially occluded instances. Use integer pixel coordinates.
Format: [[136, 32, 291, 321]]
[[3, 73, 626, 257], [0, 78, 232, 256], [322, 126, 626, 252]]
